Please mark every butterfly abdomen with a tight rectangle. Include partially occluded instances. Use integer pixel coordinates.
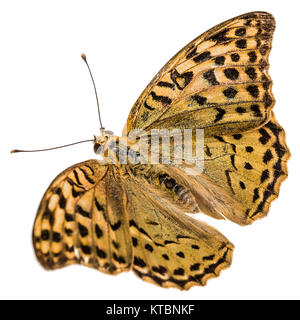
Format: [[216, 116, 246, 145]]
[[128, 165, 200, 213]]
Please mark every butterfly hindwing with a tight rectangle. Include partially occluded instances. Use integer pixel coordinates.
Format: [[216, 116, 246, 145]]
[[125, 175, 233, 289], [200, 115, 290, 223], [144, 115, 290, 225]]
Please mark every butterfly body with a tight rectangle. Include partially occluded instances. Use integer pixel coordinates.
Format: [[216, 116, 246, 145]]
[[31, 12, 290, 289]]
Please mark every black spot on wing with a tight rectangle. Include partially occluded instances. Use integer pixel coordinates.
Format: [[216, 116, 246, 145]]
[[95, 224, 103, 238], [225, 169, 235, 194], [129, 219, 153, 241], [78, 223, 88, 237], [132, 237, 138, 247], [214, 108, 226, 122], [75, 205, 90, 218], [95, 198, 104, 211], [230, 155, 237, 170], [223, 87, 237, 98], [145, 244, 154, 252], [186, 47, 198, 59], [111, 220, 121, 231], [233, 134, 242, 140], [176, 251, 185, 258], [150, 92, 172, 105], [203, 70, 219, 86], [224, 68, 239, 80], [134, 256, 146, 268], [231, 53, 240, 62], [96, 248, 106, 259], [261, 169, 270, 183], [259, 128, 271, 144], [157, 81, 175, 89], [59, 194, 66, 209], [248, 51, 257, 62], [65, 213, 74, 222], [65, 228, 73, 236], [215, 56, 225, 65], [239, 181, 246, 189], [146, 220, 159, 226], [170, 69, 193, 90], [245, 67, 257, 80], [253, 188, 259, 203], [193, 51, 211, 63], [78, 167, 95, 184], [41, 230, 50, 241], [205, 146, 212, 157], [174, 268, 185, 276], [236, 39, 247, 49], [191, 94, 207, 106], [190, 263, 200, 271], [236, 107, 246, 114], [244, 162, 253, 170], [251, 104, 263, 117], [264, 93, 273, 108], [52, 232, 61, 242], [144, 101, 154, 111], [152, 265, 167, 275], [247, 85, 259, 98], [73, 170, 83, 185], [85, 165, 95, 175], [113, 252, 125, 264], [164, 240, 177, 245], [263, 149, 273, 163], [209, 29, 230, 43], [235, 27, 246, 36], [203, 254, 215, 261]]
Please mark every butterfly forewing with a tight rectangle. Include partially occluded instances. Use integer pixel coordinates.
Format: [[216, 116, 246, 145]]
[[123, 11, 275, 136], [33, 161, 132, 274]]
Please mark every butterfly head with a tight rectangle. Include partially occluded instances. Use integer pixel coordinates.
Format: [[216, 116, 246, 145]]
[[93, 129, 115, 154]]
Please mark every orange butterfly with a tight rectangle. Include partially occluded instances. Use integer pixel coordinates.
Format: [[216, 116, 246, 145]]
[[14, 12, 290, 289]]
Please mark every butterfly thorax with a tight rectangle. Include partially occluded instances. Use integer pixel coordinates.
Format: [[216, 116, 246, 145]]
[[94, 133, 140, 166]]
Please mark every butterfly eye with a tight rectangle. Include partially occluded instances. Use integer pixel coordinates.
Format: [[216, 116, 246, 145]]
[[94, 143, 103, 154]]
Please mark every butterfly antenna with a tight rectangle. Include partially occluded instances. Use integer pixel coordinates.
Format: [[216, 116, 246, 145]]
[[10, 139, 94, 153], [81, 53, 104, 131]]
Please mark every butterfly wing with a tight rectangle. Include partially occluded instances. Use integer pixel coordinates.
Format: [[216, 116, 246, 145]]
[[33, 160, 132, 274], [123, 11, 275, 137], [122, 11, 290, 225], [33, 160, 233, 289], [144, 115, 290, 225], [125, 171, 233, 289], [196, 115, 290, 224]]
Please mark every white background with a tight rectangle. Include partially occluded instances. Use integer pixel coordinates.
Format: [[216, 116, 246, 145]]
[[1, 0, 299, 300]]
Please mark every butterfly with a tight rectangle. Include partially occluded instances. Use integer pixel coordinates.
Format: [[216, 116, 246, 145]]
[[31, 11, 290, 290]]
